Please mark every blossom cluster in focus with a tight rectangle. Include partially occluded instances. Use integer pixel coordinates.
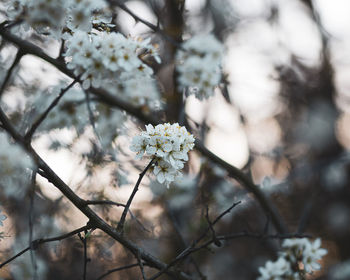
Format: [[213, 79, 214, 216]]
[[65, 31, 161, 107], [130, 123, 195, 186], [176, 34, 223, 100], [258, 238, 327, 280]]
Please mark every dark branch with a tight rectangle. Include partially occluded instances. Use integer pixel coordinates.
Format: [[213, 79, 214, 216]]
[[0, 49, 24, 98], [136, 250, 148, 280], [148, 231, 311, 280], [0, 225, 92, 269], [147, 201, 241, 280], [205, 206, 221, 247], [96, 263, 143, 280], [84, 200, 126, 208], [29, 169, 38, 279], [78, 230, 90, 280], [0, 107, 192, 280]]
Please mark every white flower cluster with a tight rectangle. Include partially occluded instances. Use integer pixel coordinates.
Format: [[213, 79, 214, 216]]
[[7, 0, 109, 36], [176, 34, 223, 100], [65, 31, 161, 107], [0, 132, 34, 199], [258, 238, 327, 280], [130, 123, 195, 186]]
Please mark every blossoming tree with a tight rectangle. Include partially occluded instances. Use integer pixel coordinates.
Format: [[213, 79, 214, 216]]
[[1, 0, 347, 279]]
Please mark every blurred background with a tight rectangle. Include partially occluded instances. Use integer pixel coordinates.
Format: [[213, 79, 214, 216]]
[[0, 0, 350, 279]]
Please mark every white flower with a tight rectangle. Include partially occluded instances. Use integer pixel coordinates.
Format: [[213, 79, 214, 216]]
[[65, 32, 161, 108], [130, 135, 148, 159], [176, 34, 224, 100], [302, 238, 328, 273], [130, 123, 195, 186], [153, 161, 177, 185], [258, 257, 292, 280], [258, 238, 327, 279], [282, 238, 327, 274]]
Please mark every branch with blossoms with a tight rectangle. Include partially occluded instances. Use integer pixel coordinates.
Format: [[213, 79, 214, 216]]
[[0, 23, 286, 234], [0, 0, 332, 279]]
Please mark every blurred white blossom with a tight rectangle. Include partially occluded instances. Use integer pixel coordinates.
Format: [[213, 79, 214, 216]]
[[176, 34, 223, 100], [258, 257, 295, 280], [282, 238, 327, 273], [6, 0, 109, 37], [65, 31, 161, 107], [329, 259, 350, 280], [0, 132, 34, 199], [257, 238, 327, 279], [130, 123, 195, 186]]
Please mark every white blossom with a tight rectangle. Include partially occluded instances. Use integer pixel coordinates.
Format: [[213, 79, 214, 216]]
[[282, 238, 327, 273], [130, 123, 195, 186], [258, 257, 293, 280], [6, 0, 109, 37], [176, 34, 224, 100], [257, 238, 327, 280], [0, 132, 34, 199], [65, 31, 161, 108]]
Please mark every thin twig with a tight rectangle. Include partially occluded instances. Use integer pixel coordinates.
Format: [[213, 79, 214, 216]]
[[165, 204, 206, 279], [78, 230, 90, 280], [85, 200, 126, 208], [205, 206, 221, 247], [96, 263, 142, 280], [29, 169, 38, 280], [148, 231, 311, 280], [148, 201, 241, 280], [116, 158, 155, 233], [0, 49, 24, 98], [85, 200, 149, 231], [195, 201, 241, 246], [137, 250, 148, 280], [24, 79, 78, 141], [0, 225, 92, 269]]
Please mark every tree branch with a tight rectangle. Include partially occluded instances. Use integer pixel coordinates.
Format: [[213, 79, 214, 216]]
[[0, 107, 193, 280], [0, 225, 92, 269], [29, 169, 38, 280], [96, 263, 144, 280], [78, 230, 90, 280], [148, 231, 311, 280], [0, 26, 287, 234], [0, 49, 24, 98], [116, 158, 155, 233]]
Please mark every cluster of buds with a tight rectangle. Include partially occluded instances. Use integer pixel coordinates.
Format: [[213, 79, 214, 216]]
[[130, 123, 195, 186]]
